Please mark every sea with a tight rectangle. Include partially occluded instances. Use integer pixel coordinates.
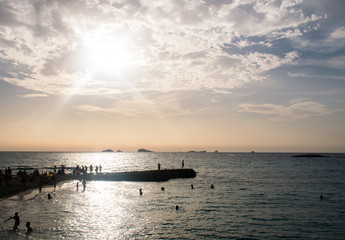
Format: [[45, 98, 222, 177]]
[[0, 152, 345, 240]]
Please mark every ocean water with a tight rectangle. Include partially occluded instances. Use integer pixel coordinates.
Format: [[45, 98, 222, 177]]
[[0, 152, 345, 239]]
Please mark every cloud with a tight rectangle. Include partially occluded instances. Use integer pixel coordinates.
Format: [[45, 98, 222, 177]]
[[74, 97, 189, 118], [238, 100, 345, 121], [0, 0, 329, 96], [19, 93, 49, 98], [73, 89, 220, 118], [288, 72, 345, 81], [329, 27, 345, 40]]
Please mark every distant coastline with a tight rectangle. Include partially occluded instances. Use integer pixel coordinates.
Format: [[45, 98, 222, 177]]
[[292, 154, 329, 158]]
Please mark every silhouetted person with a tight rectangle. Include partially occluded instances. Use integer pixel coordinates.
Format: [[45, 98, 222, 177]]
[[20, 175, 27, 187], [47, 193, 53, 199], [26, 222, 33, 233], [158, 163, 161, 170], [176, 205, 179, 210], [161, 187, 165, 191], [191, 184, 194, 189], [139, 188, 143, 196], [210, 184, 214, 189], [39, 178, 43, 193], [182, 160, 184, 168], [82, 179, 86, 192], [76, 182, 79, 191], [5, 212, 20, 230], [320, 195, 324, 200]]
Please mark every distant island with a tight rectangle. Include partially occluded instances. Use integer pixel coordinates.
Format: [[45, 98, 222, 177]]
[[292, 154, 328, 158], [102, 149, 114, 152], [138, 149, 153, 152]]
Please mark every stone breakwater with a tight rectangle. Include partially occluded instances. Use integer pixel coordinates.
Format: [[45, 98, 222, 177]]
[[63, 169, 197, 182]]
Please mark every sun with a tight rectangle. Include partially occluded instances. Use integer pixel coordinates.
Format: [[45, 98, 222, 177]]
[[83, 30, 133, 75]]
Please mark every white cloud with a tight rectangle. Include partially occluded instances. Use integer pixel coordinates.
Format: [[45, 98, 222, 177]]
[[18, 93, 49, 98], [288, 72, 345, 81], [238, 100, 345, 121], [74, 95, 194, 118], [0, 0, 325, 96], [329, 27, 345, 40]]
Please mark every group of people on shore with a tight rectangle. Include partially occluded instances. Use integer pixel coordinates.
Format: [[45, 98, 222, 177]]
[[73, 164, 102, 175], [0, 167, 13, 185], [0, 166, 60, 189]]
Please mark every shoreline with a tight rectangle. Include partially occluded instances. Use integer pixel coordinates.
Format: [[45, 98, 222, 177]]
[[0, 175, 66, 199]]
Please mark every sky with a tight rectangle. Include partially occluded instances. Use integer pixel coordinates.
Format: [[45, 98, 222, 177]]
[[1, 0, 345, 152]]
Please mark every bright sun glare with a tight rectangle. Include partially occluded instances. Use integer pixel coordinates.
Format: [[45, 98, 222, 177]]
[[83, 30, 133, 75]]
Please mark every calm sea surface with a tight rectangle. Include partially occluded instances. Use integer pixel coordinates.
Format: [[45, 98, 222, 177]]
[[0, 152, 345, 239]]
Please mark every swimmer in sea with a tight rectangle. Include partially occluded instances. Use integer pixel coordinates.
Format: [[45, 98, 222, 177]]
[[47, 193, 53, 199], [26, 222, 33, 233], [210, 184, 214, 189], [4, 212, 20, 230], [139, 188, 143, 196]]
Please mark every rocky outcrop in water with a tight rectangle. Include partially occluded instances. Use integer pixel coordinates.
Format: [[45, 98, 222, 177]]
[[102, 149, 114, 152], [138, 149, 153, 152]]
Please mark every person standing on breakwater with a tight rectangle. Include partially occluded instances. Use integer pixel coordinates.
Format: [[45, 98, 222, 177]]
[[182, 160, 184, 168], [4, 167, 12, 185], [4, 212, 20, 230], [158, 163, 161, 170]]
